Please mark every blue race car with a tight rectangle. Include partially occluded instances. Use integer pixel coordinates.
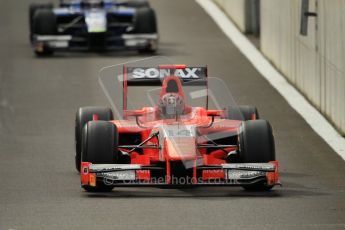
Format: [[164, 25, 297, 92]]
[[29, 0, 158, 56]]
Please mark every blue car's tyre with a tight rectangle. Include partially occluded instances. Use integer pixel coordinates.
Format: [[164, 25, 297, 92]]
[[133, 7, 157, 53], [127, 0, 150, 8], [32, 9, 57, 56], [29, 3, 53, 42]]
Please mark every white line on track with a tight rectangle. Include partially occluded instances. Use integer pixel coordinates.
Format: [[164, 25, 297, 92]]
[[196, 0, 345, 160]]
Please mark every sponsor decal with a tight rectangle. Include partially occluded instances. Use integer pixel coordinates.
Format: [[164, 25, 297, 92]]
[[89, 164, 141, 173], [129, 67, 205, 79], [89, 173, 96, 187], [222, 163, 275, 171], [101, 171, 136, 181], [82, 166, 88, 175]]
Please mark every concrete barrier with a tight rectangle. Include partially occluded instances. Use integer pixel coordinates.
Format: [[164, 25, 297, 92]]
[[261, 0, 345, 135], [214, 0, 345, 135]]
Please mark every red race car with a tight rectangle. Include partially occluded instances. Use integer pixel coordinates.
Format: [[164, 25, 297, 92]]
[[75, 57, 280, 192]]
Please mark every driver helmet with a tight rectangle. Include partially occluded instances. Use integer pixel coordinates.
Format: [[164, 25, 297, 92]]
[[159, 93, 185, 118]]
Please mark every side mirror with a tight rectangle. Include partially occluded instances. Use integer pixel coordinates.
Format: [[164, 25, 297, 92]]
[[207, 110, 225, 117], [124, 109, 147, 128], [124, 109, 146, 117], [201, 110, 225, 128]]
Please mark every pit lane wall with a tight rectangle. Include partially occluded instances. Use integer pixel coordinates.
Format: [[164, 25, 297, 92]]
[[213, 0, 260, 34], [214, 0, 345, 135]]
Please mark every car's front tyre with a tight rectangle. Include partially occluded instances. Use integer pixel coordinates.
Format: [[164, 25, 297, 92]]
[[238, 120, 276, 191], [81, 121, 118, 192], [75, 106, 114, 172]]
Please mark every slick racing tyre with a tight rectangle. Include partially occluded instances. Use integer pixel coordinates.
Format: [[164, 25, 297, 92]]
[[81, 121, 118, 192], [127, 0, 150, 8], [238, 120, 275, 191], [75, 107, 113, 172], [32, 9, 57, 56], [133, 7, 157, 53], [228, 105, 259, 121], [29, 3, 53, 42]]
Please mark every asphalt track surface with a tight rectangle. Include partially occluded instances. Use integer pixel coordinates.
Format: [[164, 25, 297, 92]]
[[0, 1, 344, 230]]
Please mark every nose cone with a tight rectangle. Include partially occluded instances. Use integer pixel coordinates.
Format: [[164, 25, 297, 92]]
[[164, 137, 197, 161], [85, 10, 107, 33]]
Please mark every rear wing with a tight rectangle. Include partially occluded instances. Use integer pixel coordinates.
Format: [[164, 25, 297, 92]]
[[124, 65, 208, 86], [121, 64, 209, 114]]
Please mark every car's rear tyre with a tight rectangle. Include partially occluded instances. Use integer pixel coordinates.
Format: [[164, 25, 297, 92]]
[[127, 0, 150, 8], [29, 3, 53, 42], [238, 120, 275, 191], [75, 106, 114, 172], [228, 105, 259, 121], [81, 121, 118, 192], [133, 7, 157, 53], [32, 9, 57, 56]]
